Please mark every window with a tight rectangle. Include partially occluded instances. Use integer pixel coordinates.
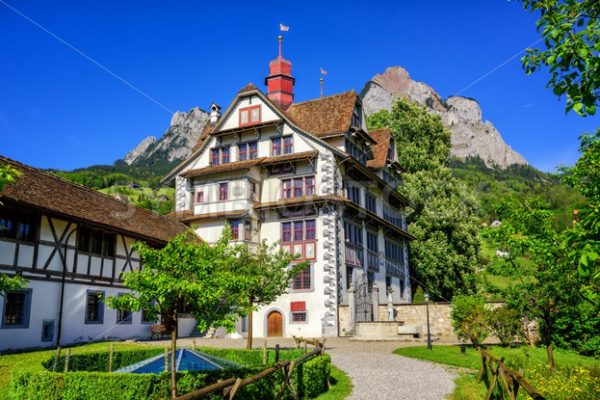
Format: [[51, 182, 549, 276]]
[[230, 219, 240, 240], [0, 209, 38, 242], [292, 265, 311, 290], [283, 136, 293, 154], [210, 147, 230, 165], [281, 176, 315, 199], [400, 279, 405, 296], [196, 191, 204, 204], [346, 266, 354, 290], [345, 137, 366, 164], [221, 146, 230, 164], [238, 142, 258, 161], [249, 182, 257, 200], [211, 149, 220, 165], [116, 294, 132, 324], [305, 220, 316, 240], [41, 320, 55, 342], [219, 183, 228, 201], [386, 276, 392, 290], [85, 291, 104, 324], [240, 316, 248, 333], [290, 301, 307, 323], [305, 176, 315, 195], [367, 231, 378, 252], [239, 105, 261, 127], [366, 193, 377, 213], [388, 139, 394, 160], [293, 178, 303, 197], [383, 205, 403, 228], [282, 179, 292, 199], [268, 163, 294, 175], [271, 137, 282, 156], [2, 289, 32, 329], [78, 228, 115, 257], [385, 240, 403, 261], [282, 222, 292, 242], [244, 220, 252, 241], [293, 221, 304, 241], [351, 105, 362, 128], [249, 142, 258, 159], [344, 221, 363, 246], [141, 306, 158, 324], [345, 183, 361, 205]]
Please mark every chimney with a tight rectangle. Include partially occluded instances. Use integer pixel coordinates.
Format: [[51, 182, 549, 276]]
[[210, 102, 222, 125], [265, 35, 295, 110]]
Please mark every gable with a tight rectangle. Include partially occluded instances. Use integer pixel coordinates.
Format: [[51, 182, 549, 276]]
[[218, 94, 281, 131]]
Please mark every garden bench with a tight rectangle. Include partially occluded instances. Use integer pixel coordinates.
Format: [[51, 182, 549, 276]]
[[149, 324, 169, 339]]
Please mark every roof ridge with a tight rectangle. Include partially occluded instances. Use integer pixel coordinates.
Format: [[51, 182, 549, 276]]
[[289, 90, 356, 107], [0, 155, 175, 223]]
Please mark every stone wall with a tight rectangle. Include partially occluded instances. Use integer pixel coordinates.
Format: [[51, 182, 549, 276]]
[[339, 301, 504, 339]]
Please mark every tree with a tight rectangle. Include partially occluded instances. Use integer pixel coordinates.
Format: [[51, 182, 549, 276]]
[[521, 0, 600, 116], [0, 164, 26, 295], [369, 99, 482, 300], [451, 294, 491, 348], [234, 241, 306, 349], [561, 129, 600, 305], [106, 229, 247, 398], [484, 203, 588, 368]]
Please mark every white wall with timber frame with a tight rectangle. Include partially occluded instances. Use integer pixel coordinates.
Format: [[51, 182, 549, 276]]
[[0, 208, 154, 351]]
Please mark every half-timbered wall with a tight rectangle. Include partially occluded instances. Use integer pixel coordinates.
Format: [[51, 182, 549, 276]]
[[0, 210, 153, 351]]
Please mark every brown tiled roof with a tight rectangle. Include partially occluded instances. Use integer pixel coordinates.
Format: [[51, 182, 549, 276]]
[[170, 210, 248, 222], [181, 151, 319, 179], [366, 128, 392, 169], [286, 91, 358, 137], [0, 156, 187, 243], [254, 194, 349, 210], [181, 159, 264, 178], [258, 150, 318, 165], [238, 83, 258, 93], [191, 124, 215, 153]]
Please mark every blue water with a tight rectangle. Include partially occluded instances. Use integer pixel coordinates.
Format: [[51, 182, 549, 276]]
[[114, 349, 239, 374]]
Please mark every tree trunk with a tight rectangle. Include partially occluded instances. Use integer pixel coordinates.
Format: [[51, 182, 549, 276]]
[[546, 342, 555, 370], [246, 299, 254, 349], [171, 312, 178, 399]]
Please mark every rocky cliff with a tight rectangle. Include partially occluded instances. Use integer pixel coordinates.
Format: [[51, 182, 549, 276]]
[[360, 66, 527, 168], [122, 107, 210, 168]]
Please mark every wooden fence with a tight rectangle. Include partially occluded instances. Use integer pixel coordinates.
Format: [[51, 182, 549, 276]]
[[174, 339, 326, 400], [478, 349, 545, 400]]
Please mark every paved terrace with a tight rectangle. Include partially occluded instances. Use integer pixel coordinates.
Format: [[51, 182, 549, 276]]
[[159, 337, 456, 400]]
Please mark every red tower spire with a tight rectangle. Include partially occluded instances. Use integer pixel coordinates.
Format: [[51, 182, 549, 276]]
[[265, 35, 295, 110]]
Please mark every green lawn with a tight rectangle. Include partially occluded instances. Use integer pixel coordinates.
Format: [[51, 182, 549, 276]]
[[395, 345, 599, 400], [315, 365, 352, 400]]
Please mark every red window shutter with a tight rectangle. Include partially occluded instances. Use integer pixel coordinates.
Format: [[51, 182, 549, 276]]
[[290, 301, 306, 312]]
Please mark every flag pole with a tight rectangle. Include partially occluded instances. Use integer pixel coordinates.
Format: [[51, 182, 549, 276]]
[[278, 35, 282, 57], [320, 77, 324, 98]]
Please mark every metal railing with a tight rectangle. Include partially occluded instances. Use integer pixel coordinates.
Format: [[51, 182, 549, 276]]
[[345, 242, 364, 267], [367, 249, 379, 272], [385, 258, 402, 278]]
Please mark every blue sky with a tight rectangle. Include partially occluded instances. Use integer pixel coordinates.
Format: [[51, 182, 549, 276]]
[[1, 0, 598, 172]]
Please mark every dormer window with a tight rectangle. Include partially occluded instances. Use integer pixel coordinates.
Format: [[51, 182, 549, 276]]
[[351, 105, 362, 128], [388, 138, 394, 160], [210, 146, 230, 165], [239, 105, 261, 127]]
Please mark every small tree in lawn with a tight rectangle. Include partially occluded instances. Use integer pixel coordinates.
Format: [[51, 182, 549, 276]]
[[234, 240, 307, 349], [451, 294, 491, 349], [106, 229, 246, 399], [0, 164, 26, 295]]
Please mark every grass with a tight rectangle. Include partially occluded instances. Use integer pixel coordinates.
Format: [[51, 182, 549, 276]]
[[395, 345, 599, 400], [315, 365, 352, 400]]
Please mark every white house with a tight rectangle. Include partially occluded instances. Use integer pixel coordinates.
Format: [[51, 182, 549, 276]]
[[163, 37, 413, 339], [0, 157, 188, 351]]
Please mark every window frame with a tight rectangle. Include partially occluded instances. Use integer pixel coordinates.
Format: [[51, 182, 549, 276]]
[[84, 290, 105, 325], [292, 264, 312, 291], [290, 301, 308, 324], [1, 288, 33, 329], [239, 105, 261, 127], [196, 191, 204, 204], [271, 137, 282, 156], [116, 293, 133, 325], [0, 209, 39, 243], [219, 182, 229, 201], [77, 228, 115, 257], [283, 135, 294, 154]]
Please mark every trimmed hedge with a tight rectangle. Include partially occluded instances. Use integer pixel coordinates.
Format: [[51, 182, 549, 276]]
[[11, 348, 331, 400], [43, 348, 164, 372]]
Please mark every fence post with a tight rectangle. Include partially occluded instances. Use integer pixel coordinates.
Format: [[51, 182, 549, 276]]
[[164, 345, 169, 372], [262, 341, 267, 365], [321, 338, 326, 355], [109, 343, 114, 372], [275, 344, 280, 363], [304, 341, 307, 354], [53, 346, 62, 372], [64, 348, 71, 372], [193, 340, 196, 351]]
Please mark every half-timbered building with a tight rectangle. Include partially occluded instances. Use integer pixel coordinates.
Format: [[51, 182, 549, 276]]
[[0, 157, 187, 351], [164, 37, 413, 339]]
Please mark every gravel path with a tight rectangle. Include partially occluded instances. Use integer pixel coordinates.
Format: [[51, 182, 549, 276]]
[[161, 337, 457, 400], [327, 341, 456, 400]]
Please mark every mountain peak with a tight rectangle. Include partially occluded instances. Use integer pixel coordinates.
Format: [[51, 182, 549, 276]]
[[360, 66, 527, 169]]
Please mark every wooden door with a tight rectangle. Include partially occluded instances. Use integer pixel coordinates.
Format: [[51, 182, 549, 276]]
[[267, 311, 283, 337]]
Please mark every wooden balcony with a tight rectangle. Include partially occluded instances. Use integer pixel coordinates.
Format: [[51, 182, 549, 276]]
[[367, 249, 380, 272], [385, 258, 403, 277], [345, 242, 364, 267]]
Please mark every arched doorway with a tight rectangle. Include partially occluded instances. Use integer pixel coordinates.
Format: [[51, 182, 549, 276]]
[[267, 311, 283, 337]]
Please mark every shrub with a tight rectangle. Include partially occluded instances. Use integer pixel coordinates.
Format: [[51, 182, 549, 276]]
[[11, 348, 330, 400], [451, 295, 491, 347], [413, 286, 426, 303], [488, 307, 523, 347]]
